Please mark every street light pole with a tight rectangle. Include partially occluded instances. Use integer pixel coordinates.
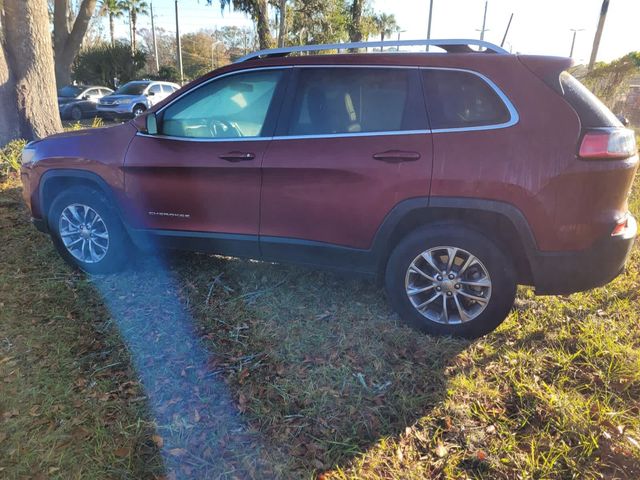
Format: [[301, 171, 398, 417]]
[[175, 0, 184, 84], [479, 1, 488, 41], [569, 28, 584, 58], [150, 2, 159, 73], [426, 0, 434, 52]]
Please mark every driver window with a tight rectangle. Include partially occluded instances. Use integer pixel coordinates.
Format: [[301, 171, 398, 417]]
[[160, 70, 283, 139], [149, 84, 163, 95]]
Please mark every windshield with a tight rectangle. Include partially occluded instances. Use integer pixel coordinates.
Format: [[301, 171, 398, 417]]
[[114, 82, 148, 95], [58, 85, 83, 98]]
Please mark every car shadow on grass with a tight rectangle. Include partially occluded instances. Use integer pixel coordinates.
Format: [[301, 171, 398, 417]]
[[91, 251, 470, 478]]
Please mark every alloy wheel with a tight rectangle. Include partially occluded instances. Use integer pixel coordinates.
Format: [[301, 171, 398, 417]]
[[404, 246, 492, 324], [58, 203, 110, 264]]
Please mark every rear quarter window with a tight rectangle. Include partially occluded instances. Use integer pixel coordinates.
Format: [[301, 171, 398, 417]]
[[559, 72, 622, 128], [422, 70, 512, 130]]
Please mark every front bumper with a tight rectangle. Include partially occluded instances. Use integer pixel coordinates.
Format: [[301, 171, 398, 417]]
[[532, 215, 637, 295], [97, 104, 134, 117]]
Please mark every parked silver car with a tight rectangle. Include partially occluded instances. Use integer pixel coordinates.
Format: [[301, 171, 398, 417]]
[[97, 80, 180, 119]]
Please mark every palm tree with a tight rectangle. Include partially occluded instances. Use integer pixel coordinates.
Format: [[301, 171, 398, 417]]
[[124, 0, 149, 52], [99, 0, 126, 47], [215, 0, 274, 49], [375, 12, 398, 49]]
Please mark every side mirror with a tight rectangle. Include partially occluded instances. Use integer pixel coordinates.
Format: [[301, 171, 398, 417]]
[[147, 91, 155, 96], [146, 113, 158, 135], [82, 94, 90, 100], [616, 114, 630, 127]]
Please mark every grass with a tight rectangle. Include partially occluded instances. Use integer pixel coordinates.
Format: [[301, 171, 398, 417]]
[[1, 165, 640, 478]]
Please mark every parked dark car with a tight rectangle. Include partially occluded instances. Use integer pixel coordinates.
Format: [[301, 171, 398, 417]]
[[21, 39, 638, 338], [58, 85, 114, 121]]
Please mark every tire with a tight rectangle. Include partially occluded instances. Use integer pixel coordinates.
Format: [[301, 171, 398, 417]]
[[70, 106, 83, 121], [132, 104, 146, 117], [48, 186, 130, 274], [385, 224, 516, 339]]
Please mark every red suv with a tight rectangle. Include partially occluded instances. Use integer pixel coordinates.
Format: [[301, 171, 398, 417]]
[[21, 39, 638, 338]]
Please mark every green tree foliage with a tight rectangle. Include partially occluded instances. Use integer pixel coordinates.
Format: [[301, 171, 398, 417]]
[[99, 0, 127, 46], [579, 52, 640, 108], [374, 12, 398, 43], [288, 0, 349, 45], [72, 42, 147, 88], [152, 65, 181, 83]]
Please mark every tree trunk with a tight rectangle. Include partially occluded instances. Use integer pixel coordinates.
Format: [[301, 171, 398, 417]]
[[277, 0, 286, 48], [53, 0, 98, 88], [109, 13, 115, 47], [254, 0, 274, 50], [1, 0, 63, 145], [132, 11, 137, 52], [348, 0, 364, 43]]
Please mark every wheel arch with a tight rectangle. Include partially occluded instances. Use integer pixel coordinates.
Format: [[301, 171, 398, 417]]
[[39, 170, 121, 229], [372, 197, 538, 285]]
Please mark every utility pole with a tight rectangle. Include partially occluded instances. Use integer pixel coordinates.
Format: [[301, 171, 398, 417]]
[[479, 1, 488, 41], [175, 0, 184, 84], [588, 0, 610, 70], [426, 0, 434, 52], [150, 2, 159, 73], [501, 13, 513, 47], [569, 28, 584, 58]]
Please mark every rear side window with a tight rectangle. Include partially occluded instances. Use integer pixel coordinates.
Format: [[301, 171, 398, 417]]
[[286, 68, 427, 136], [422, 70, 512, 130], [559, 72, 622, 128]]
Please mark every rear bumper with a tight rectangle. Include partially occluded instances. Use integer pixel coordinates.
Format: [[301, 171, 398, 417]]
[[532, 215, 636, 295]]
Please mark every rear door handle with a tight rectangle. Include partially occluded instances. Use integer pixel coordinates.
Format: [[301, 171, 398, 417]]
[[218, 151, 256, 162], [372, 150, 421, 163]]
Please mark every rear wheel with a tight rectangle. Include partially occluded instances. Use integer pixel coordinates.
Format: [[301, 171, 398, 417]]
[[48, 186, 130, 274], [385, 225, 516, 338], [70, 106, 82, 121]]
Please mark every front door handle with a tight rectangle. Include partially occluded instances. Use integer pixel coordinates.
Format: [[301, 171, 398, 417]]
[[218, 151, 256, 162], [372, 150, 421, 163]]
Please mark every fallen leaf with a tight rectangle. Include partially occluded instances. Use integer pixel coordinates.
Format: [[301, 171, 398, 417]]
[[193, 409, 201, 423], [169, 448, 187, 457], [114, 447, 130, 458], [152, 435, 164, 448], [476, 449, 487, 461], [435, 443, 448, 458], [486, 425, 496, 434]]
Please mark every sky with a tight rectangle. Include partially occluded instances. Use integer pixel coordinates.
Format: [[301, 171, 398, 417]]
[[108, 0, 640, 64]]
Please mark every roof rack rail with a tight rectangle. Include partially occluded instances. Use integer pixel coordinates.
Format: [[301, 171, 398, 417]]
[[236, 38, 509, 63]]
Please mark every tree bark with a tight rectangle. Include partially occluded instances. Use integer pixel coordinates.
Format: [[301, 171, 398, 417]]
[[348, 0, 364, 43], [277, 0, 286, 48], [254, 0, 273, 50], [1, 0, 62, 145], [53, 0, 98, 88], [109, 13, 115, 47]]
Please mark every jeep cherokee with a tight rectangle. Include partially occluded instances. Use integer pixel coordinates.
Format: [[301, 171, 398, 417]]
[[20, 39, 638, 338]]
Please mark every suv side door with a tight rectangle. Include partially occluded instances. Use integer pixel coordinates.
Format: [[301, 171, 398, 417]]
[[147, 83, 164, 106], [123, 67, 290, 256], [260, 66, 432, 268]]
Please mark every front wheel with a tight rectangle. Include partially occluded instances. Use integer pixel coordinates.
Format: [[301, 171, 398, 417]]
[[132, 104, 146, 117], [48, 186, 130, 274], [385, 225, 517, 339]]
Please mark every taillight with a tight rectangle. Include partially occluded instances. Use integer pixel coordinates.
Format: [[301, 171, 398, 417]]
[[579, 128, 637, 159]]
